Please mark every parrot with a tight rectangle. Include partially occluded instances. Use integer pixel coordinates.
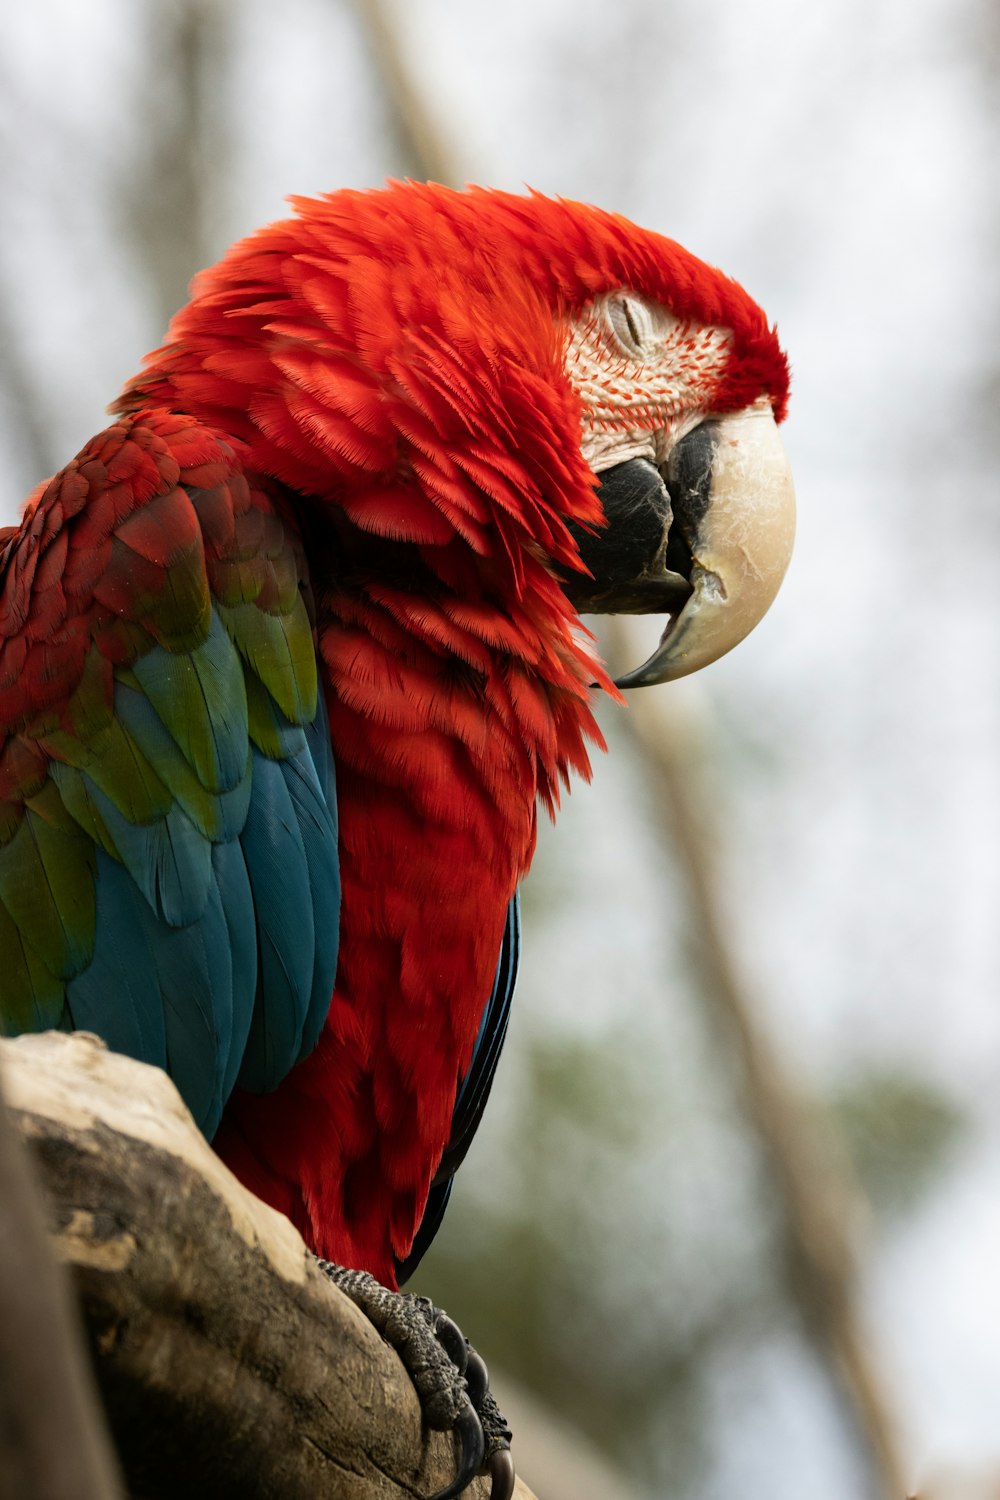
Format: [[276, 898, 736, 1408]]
[[0, 181, 794, 1498]]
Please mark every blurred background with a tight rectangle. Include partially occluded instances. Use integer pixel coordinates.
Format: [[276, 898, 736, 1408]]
[[1, 2, 997, 1496]]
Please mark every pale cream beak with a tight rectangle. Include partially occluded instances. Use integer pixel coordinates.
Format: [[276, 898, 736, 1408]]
[[615, 402, 796, 687]]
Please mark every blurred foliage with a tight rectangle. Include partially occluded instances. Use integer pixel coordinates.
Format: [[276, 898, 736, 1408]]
[[829, 1071, 966, 1221]]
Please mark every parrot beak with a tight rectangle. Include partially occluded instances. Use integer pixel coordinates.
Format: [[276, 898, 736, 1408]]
[[563, 401, 795, 687]]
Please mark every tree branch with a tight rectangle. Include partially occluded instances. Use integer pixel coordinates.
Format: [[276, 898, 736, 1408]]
[[0, 1032, 539, 1500]]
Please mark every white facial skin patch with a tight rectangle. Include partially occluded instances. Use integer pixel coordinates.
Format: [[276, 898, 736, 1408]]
[[563, 291, 732, 475]]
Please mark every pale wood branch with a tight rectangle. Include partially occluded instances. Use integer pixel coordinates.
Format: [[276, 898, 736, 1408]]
[[0, 1032, 538, 1500]]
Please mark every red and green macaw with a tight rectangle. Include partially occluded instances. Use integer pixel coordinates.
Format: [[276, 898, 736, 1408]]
[[0, 182, 793, 1495]]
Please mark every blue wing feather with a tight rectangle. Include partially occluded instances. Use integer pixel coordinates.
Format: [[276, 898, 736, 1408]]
[[66, 852, 170, 1081], [211, 838, 259, 1104], [84, 781, 214, 927], [56, 623, 340, 1135], [236, 726, 340, 1092], [279, 748, 341, 1065], [68, 844, 241, 1135]]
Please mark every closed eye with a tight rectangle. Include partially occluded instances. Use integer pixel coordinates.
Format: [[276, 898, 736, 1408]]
[[607, 292, 651, 356]]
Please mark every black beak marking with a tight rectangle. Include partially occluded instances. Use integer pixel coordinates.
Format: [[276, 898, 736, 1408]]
[[560, 457, 691, 617]]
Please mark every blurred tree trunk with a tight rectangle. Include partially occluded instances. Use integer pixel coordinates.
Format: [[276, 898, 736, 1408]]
[[122, 2, 231, 331], [0, 302, 58, 490], [353, 0, 464, 186], [0, 1064, 123, 1500]]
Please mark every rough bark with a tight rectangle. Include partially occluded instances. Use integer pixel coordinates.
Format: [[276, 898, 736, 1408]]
[[0, 1032, 537, 1500]]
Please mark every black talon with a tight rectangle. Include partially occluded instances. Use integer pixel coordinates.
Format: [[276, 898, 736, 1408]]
[[428, 1404, 486, 1500], [464, 1348, 489, 1406], [488, 1447, 516, 1500], [433, 1312, 470, 1373], [315, 1259, 514, 1498]]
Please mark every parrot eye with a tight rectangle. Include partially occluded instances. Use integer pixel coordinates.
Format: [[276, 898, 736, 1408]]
[[607, 293, 652, 357]]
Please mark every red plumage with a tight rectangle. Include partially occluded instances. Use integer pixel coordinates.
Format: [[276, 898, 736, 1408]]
[[71, 182, 792, 1286]]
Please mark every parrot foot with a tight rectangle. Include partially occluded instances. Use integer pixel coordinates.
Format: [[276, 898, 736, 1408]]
[[317, 1261, 514, 1500]]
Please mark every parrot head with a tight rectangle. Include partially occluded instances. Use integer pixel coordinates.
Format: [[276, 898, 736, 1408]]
[[557, 287, 794, 686], [116, 182, 793, 688]]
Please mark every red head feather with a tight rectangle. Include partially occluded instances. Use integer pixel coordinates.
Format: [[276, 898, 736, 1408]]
[[116, 181, 788, 539]]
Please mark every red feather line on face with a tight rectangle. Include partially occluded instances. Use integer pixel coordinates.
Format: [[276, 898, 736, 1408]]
[[109, 184, 788, 1281]]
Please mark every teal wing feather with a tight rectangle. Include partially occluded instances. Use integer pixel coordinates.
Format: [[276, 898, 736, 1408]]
[[0, 414, 340, 1136]]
